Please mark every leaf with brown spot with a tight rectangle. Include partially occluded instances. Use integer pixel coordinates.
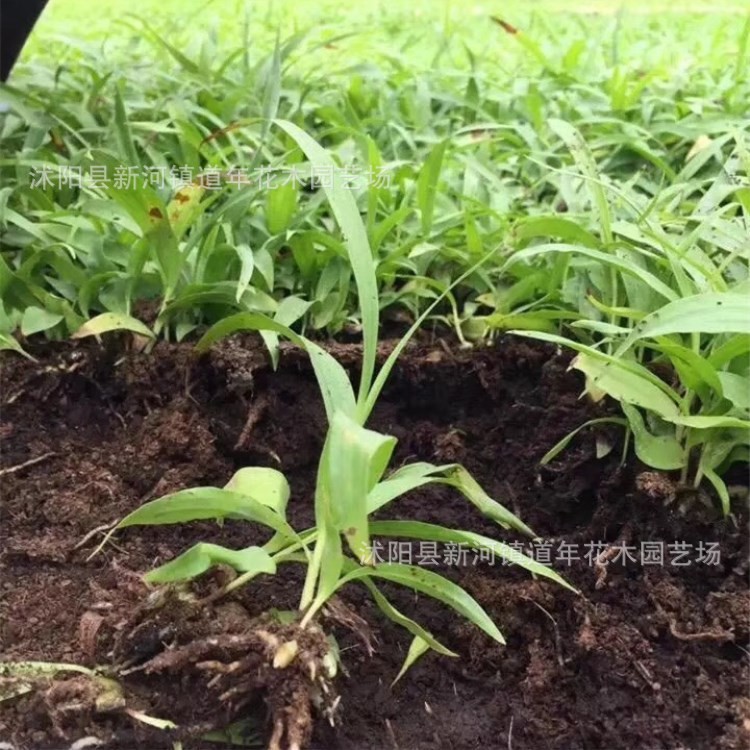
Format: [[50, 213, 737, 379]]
[[491, 17, 519, 34], [199, 117, 257, 146], [166, 184, 205, 239]]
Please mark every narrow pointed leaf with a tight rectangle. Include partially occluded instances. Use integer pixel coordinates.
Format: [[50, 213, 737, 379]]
[[273, 120, 378, 408], [417, 140, 447, 235], [145, 543, 275, 584], [72, 312, 154, 339], [369, 520, 575, 591], [116, 488, 296, 540], [356, 576, 456, 657], [618, 293, 750, 354], [664, 415, 750, 430], [337, 563, 505, 645], [440, 466, 536, 537], [196, 312, 355, 419], [540, 417, 627, 465], [392, 636, 431, 685], [367, 462, 451, 514]]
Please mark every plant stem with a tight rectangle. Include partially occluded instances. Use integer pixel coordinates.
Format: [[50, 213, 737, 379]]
[[299, 531, 325, 611]]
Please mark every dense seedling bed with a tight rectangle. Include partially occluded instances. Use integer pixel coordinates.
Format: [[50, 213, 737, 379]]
[[0, 0, 748, 748]]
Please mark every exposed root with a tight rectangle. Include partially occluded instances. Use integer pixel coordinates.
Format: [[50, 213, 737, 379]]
[[646, 576, 736, 644], [323, 596, 375, 656], [594, 523, 632, 590], [235, 393, 270, 450], [112, 597, 338, 750], [0, 451, 57, 477], [668, 620, 734, 643]]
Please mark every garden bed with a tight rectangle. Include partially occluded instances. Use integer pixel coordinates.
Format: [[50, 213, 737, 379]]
[[1, 337, 748, 749]]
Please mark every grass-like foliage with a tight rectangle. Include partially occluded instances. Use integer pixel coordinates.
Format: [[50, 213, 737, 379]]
[[112, 122, 572, 682], [1, 2, 748, 744], [1, 6, 748, 510], [507, 120, 750, 511]]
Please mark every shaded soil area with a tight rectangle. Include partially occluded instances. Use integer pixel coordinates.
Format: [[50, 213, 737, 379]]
[[1, 335, 748, 750]]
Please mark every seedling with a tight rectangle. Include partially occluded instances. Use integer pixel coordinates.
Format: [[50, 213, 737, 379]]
[[108, 122, 571, 749]]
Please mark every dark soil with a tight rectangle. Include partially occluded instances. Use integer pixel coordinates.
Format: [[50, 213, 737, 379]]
[[1, 335, 748, 750]]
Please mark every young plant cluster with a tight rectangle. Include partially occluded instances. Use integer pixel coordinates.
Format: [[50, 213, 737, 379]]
[[95, 122, 570, 748]]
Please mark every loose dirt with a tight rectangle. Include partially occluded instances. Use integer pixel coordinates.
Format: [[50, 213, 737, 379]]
[[1, 335, 747, 749]]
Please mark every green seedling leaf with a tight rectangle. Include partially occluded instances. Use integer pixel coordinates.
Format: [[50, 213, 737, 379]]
[[513, 331, 683, 406], [235, 244, 255, 303], [145, 543, 276, 584], [540, 417, 627, 465], [417, 140, 447, 236], [694, 432, 746, 474], [656, 341, 723, 397], [441, 466, 536, 537], [357, 576, 455, 657], [224, 467, 291, 515], [20, 306, 63, 336], [251, 31, 282, 169], [0, 333, 35, 360], [548, 119, 612, 243], [515, 216, 598, 248], [338, 563, 505, 645], [366, 461, 534, 536], [618, 293, 750, 355], [301, 515, 344, 618], [262, 295, 314, 370], [149, 219, 182, 299], [664, 415, 750, 430], [113, 81, 139, 167], [485, 311, 571, 334], [72, 312, 155, 340], [275, 296, 313, 328], [708, 335, 750, 369], [372, 205, 413, 253], [392, 636, 431, 685], [328, 412, 396, 561], [369, 520, 575, 591], [117, 488, 296, 541], [367, 462, 451, 514], [124, 17, 200, 74], [572, 352, 680, 419], [702, 468, 731, 515], [718, 372, 750, 416], [273, 120, 378, 410], [571, 320, 631, 337], [266, 181, 298, 235], [621, 404, 684, 471], [505, 244, 677, 303]]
